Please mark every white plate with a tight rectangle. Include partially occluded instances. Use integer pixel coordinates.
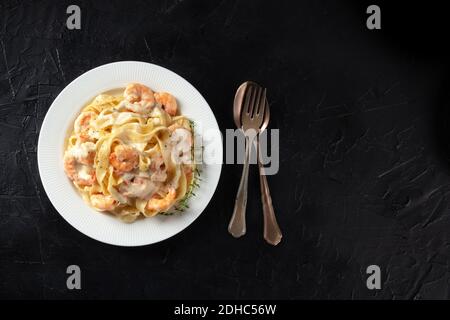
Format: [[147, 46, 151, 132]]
[[38, 61, 222, 246]]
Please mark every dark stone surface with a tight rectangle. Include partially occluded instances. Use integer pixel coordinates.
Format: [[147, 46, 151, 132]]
[[1, 0, 450, 299]]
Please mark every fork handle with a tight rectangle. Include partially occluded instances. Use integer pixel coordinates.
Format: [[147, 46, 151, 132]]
[[228, 135, 253, 238], [258, 137, 282, 245]]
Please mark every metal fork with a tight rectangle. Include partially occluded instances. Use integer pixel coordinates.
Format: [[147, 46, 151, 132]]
[[228, 84, 266, 238]]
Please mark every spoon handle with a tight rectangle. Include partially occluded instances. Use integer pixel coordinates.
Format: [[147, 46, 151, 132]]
[[258, 136, 282, 245], [228, 135, 253, 237]]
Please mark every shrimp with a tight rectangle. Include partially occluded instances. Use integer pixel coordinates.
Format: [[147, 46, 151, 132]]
[[64, 142, 97, 186], [90, 194, 117, 211], [119, 176, 157, 199], [149, 155, 167, 182], [64, 155, 96, 186], [146, 187, 176, 212], [67, 141, 96, 165], [123, 83, 156, 113], [150, 154, 164, 171], [169, 127, 193, 164], [184, 166, 194, 185], [74, 111, 97, 142], [154, 92, 178, 116], [109, 145, 139, 173]]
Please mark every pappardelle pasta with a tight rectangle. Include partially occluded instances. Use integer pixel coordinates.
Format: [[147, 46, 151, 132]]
[[63, 83, 196, 222]]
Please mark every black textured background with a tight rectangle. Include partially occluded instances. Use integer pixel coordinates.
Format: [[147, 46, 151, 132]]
[[1, 0, 450, 299]]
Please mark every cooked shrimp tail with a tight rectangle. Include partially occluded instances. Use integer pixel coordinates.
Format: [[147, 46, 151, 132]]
[[109, 145, 139, 173], [146, 188, 176, 212], [123, 83, 156, 113], [154, 92, 178, 116], [90, 194, 118, 211]]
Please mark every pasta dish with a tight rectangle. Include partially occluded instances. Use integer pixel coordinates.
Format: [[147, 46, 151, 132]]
[[63, 83, 196, 222]]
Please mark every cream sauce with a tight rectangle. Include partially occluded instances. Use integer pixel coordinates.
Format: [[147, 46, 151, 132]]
[[69, 142, 96, 161], [119, 177, 157, 199]]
